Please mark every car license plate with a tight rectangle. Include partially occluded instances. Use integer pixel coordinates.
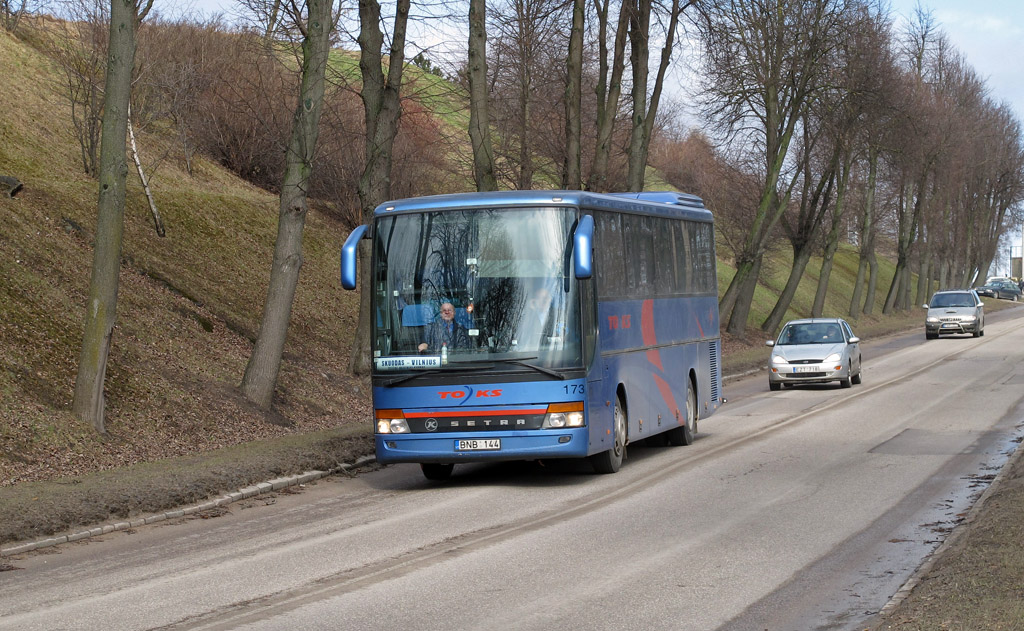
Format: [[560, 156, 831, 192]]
[[456, 438, 501, 451], [942, 323, 958, 328], [793, 366, 818, 373]]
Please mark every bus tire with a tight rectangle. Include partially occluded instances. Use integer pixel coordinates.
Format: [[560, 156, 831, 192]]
[[667, 381, 696, 446], [591, 396, 626, 474], [421, 463, 454, 481]]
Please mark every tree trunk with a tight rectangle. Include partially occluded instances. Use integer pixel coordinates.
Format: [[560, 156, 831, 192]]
[[588, 0, 629, 192], [725, 254, 762, 336], [863, 249, 878, 315], [626, 0, 687, 192], [812, 159, 851, 317], [241, 0, 333, 410], [517, 63, 533, 190], [625, 0, 650, 192], [915, 247, 931, 306], [467, 0, 497, 192], [849, 147, 878, 319], [351, 0, 411, 376], [561, 0, 583, 189], [763, 246, 813, 335], [72, 0, 153, 433]]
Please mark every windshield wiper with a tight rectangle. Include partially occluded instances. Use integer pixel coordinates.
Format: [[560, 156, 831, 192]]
[[495, 359, 568, 379], [456, 356, 568, 379], [379, 364, 483, 387]]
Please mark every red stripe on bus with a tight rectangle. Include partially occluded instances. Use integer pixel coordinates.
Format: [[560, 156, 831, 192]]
[[652, 373, 680, 423], [405, 408, 547, 418], [642, 299, 664, 371]]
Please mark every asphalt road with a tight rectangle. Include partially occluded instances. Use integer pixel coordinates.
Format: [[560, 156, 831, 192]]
[[3, 309, 1023, 631]]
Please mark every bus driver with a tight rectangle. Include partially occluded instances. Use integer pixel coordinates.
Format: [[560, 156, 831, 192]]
[[418, 302, 470, 352]]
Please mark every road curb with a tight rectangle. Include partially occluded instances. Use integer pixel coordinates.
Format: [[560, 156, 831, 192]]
[[873, 428, 1024, 622], [0, 455, 377, 558]]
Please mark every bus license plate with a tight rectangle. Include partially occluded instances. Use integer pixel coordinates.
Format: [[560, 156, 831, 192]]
[[456, 438, 501, 451]]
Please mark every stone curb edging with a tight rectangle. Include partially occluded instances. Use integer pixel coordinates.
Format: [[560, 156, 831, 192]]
[[873, 434, 1024, 622], [0, 455, 377, 558]]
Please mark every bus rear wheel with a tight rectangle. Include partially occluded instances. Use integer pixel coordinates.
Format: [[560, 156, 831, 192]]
[[421, 463, 454, 481], [667, 381, 696, 446], [591, 396, 626, 474]]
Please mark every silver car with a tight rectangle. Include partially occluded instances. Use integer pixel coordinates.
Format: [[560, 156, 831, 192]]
[[766, 318, 862, 391], [923, 290, 985, 339]]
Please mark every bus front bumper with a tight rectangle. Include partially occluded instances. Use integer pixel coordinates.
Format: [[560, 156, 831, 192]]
[[374, 428, 591, 464]]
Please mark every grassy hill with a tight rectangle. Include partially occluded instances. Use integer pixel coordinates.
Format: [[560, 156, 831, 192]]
[[0, 24, 937, 490], [0, 27, 370, 486]]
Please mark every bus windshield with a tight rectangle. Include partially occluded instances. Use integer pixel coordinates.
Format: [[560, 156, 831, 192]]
[[371, 206, 583, 371]]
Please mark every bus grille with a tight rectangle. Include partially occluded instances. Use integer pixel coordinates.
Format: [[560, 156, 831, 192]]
[[709, 341, 720, 401]]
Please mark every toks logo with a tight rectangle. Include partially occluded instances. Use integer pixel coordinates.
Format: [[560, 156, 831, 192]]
[[438, 389, 502, 399]]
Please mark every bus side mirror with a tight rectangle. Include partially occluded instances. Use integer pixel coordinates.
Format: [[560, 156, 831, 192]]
[[573, 214, 594, 279], [340, 224, 369, 290]]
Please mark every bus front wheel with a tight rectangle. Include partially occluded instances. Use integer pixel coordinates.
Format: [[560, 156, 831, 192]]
[[591, 397, 626, 474], [421, 463, 454, 481]]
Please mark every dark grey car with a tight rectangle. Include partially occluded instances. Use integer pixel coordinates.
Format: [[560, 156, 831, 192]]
[[923, 290, 984, 339]]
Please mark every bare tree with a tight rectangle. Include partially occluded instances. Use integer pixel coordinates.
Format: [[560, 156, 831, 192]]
[[625, 0, 691, 191], [562, 0, 584, 189], [48, 0, 109, 177], [488, 0, 566, 189], [468, 0, 498, 191], [1, 0, 29, 31], [72, 0, 154, 432], [697, 0, 854, 335], [241, 0, 339, 410], [135, 18, 228, 177], [587, 0, 629, 191], [349, 0, 412, 375]]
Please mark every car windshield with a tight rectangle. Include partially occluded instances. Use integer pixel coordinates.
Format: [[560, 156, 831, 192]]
[[777, 323, 844, 345], [930, 293, 975, 308]]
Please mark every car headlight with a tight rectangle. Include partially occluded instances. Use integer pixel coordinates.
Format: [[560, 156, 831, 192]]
[[543, 402, 585, 428], [961, 316, 976, 322], [375, 409, 409, 434], [926, 317, 940, 323], [772, 355, 787, 364], [824, 353, 841, 363]]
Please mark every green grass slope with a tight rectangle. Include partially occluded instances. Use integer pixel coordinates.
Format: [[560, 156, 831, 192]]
[[0, 28, 371, 487]]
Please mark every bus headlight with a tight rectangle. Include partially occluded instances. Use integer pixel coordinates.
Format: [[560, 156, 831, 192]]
[[375, 409, 409, 434], [543, 402, 584, 428], [377, 419, 410, 434]]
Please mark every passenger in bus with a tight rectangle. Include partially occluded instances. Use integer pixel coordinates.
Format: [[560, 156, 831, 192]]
[[418, 302, 470, 352]]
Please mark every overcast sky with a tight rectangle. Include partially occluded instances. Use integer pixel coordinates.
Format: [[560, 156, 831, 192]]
[[888, 0, 1024, 263], [888, 0, 1024, 123]]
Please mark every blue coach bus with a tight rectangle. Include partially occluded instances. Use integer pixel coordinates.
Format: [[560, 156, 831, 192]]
[[340, 190, 722, 480]]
